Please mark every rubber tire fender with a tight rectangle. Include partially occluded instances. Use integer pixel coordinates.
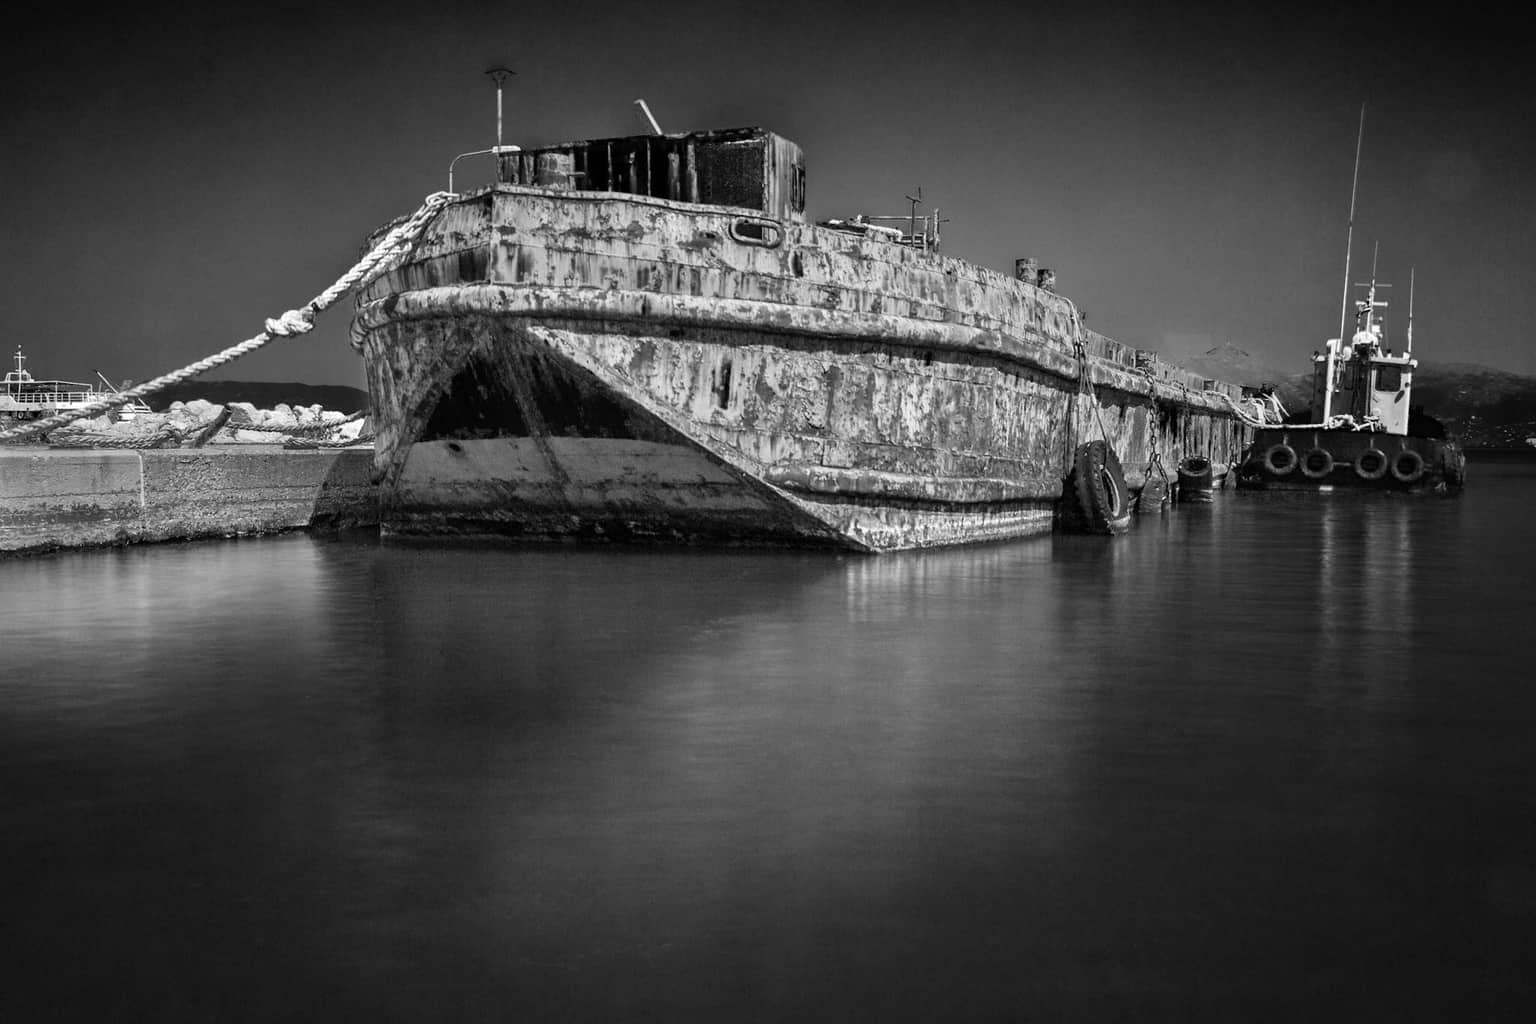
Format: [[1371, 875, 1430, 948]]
[[1301, 447, 1335, 479], [1355, 448, 1389, 481], [1391, 449, 1426, 484], [1068, 441, 1133, 535], [1177, 455, 1212, 482], [1262, 443, 1298, 476]]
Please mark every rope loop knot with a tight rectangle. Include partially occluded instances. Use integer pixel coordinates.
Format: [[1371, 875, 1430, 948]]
[[264, 308, 315, 337]]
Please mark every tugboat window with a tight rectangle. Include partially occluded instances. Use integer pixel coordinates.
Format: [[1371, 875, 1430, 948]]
[[1375, 366, 1402, 392]]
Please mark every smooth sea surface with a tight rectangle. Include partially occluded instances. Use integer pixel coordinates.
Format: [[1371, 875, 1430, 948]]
[[4, 463, 1536, 1020]]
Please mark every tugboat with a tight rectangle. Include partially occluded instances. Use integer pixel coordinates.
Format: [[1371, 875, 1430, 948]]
[[1235, 108, 1464, 495], [0, 346, 151, 425], [1235, 268, 1465, 493]]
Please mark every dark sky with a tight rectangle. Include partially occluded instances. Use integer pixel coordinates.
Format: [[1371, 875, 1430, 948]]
[[3, 1, 1532, 388]]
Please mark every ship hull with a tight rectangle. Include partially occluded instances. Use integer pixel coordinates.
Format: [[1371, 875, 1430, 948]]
[[1235, 427, 1466, 493], [355, 186, 1249, 551]]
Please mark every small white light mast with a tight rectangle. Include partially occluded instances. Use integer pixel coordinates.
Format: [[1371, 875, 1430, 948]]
[[487, 65, 517, 151], [448, 65, 521, 194], [1406, 267, 1415, 357]]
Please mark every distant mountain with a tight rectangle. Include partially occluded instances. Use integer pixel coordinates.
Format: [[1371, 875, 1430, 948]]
[[1410, 362, 1536, 448], [1177, 345, 1536, 448], [1173, 342, 1296, 394], [144, 380, 370, 414]]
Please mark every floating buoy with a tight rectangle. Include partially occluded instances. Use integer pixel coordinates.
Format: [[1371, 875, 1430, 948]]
[[1061, 440, 1132, 534], [1354, 448, 1389, 481], [1262, 443, 1297, 476], [1301, 447, 1335, 479], [1391, 449, 1426, 484], [1176, 455, 1213, 503]]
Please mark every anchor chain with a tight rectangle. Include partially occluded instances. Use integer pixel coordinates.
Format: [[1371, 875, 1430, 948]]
[[1145, 397, 1170, 486], [1066, 298, 1112, 447]]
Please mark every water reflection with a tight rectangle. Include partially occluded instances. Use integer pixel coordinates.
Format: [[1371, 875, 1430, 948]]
[[2, 471, 1533, 1018]]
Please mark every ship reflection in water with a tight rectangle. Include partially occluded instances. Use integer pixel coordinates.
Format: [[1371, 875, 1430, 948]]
[[3, 467, 1534, 1019]]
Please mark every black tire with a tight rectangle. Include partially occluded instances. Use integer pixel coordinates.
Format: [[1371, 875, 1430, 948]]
[[1391, 449, 1426, 484], [1064, 441, 1132, 534], [1262, 443, 1297, 476], [1177, 455, 1212, 482], [1301, 447, 1334, 479], [1355, 448, 1389, 481], [1176, 455, 1214, 502]]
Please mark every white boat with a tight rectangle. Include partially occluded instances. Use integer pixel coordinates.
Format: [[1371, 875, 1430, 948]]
[[0, 346, 152, 423]]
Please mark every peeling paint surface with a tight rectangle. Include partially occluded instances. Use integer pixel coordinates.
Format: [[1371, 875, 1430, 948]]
[[356, 185, 1249, 551]]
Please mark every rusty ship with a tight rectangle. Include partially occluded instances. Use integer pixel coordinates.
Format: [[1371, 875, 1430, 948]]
[[351, 117, 1252, 551]]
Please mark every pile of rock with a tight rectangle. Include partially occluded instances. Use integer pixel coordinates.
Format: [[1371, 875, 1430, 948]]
[[46, 400, 369, 449], [48, 399, 231, 448]]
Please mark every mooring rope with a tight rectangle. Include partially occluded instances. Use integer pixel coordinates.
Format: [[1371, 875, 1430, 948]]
[[225, 409, 368, 436], [1211, 390, 1376, 432], [0, 193, 454, 445], [45, 427, 186, 450], [281, 433, 376, 450]]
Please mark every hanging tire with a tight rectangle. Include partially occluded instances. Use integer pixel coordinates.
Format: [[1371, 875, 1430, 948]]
[[1063, 440, 1132, 534], [1262, 443, 1298, 476], [1391, 449, 1425, 483], [1176, 455, 1213, 502], [1300, 447, 1335, 479], [1177, 455, 1212, 483], [1354, 448, 1389, 481]]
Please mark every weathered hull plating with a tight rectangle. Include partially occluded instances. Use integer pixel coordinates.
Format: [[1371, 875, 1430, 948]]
[[354, 185, 1249, 551]]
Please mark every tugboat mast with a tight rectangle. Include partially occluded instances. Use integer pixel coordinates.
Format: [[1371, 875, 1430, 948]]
[[1325, 104, 1367, 423]]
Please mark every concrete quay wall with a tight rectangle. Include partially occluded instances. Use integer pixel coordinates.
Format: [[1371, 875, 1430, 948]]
[[0, 447, 378, 557]]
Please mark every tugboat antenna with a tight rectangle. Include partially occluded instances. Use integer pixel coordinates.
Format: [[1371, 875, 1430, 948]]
[[1406, 267, 1415, 356], [1324, 104, 1365, 423], [1336, 104, 1365, 349]]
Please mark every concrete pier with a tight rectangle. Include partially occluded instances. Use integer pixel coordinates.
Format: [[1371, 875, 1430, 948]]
[[1, 446, 377, 557]]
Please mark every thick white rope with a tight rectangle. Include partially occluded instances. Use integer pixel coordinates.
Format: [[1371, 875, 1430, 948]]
[[1212, 390, 1378, 432], [0, 192, 454, 445]]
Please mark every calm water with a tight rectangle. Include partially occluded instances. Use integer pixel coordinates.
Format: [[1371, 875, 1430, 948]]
[[4, 465, 1536, 1020]]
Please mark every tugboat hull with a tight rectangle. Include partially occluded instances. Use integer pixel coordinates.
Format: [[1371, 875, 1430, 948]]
[[1236, 428, 1465, 493]]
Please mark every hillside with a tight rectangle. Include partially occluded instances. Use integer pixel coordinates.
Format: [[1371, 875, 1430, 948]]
[[145, 380, 370, 414], [1173, 346, 1536, 448]]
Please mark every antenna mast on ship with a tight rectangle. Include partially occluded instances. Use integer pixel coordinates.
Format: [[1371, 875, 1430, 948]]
[[1406, 267, 1415, 356], [1323, 104, 1366, 423], [1354, 241, 1390, 346], [448, 65, 521, 193], [486, 65, 516, 152]]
